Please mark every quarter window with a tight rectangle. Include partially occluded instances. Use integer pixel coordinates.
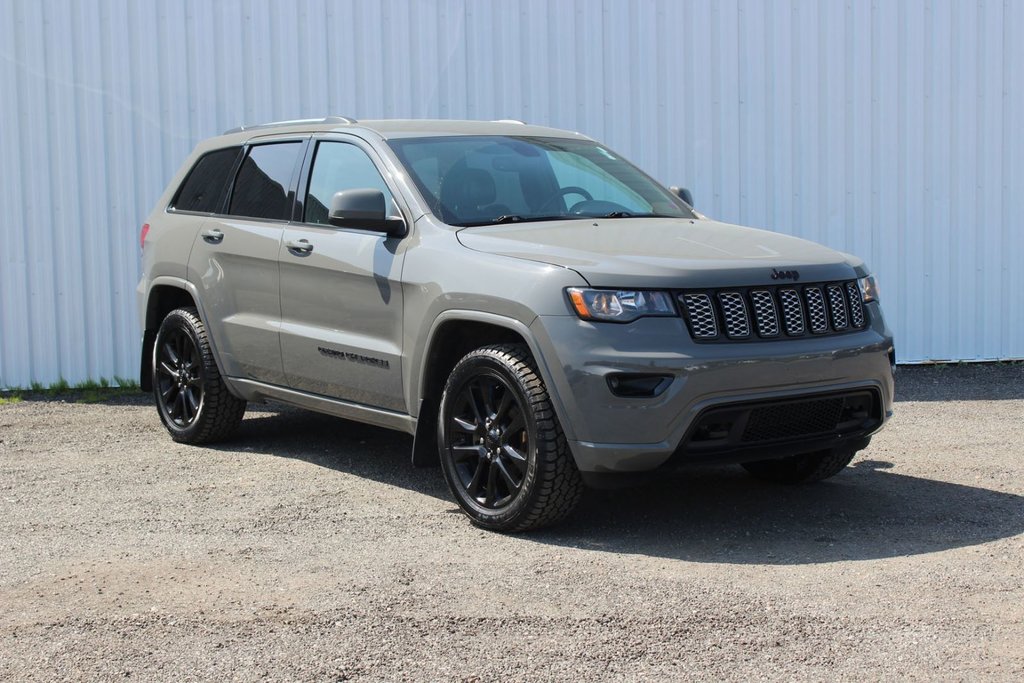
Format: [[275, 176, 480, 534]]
[[228, 142, 304, 220], [171, 147, 241, 213], [304, 142, 396, 225]]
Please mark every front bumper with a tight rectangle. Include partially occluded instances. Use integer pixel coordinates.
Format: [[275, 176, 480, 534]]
[[529, 302, 895, 474]]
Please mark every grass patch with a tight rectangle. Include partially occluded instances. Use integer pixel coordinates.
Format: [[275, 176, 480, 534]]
[[73, 378, 102, 392], [1, 377, 142, 404], [47, 377, 70, 397], [113, 375, 140, 390]]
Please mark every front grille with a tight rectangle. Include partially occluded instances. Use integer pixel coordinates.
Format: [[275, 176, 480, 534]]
[[679, 280, 867, 343]]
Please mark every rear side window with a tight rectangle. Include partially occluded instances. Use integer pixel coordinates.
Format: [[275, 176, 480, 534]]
[[171, 147, 241, 213], [228, 142, 304, 220]]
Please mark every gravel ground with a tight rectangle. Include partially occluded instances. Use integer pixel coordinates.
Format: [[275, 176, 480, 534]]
[[1, 364, 1022, 681]]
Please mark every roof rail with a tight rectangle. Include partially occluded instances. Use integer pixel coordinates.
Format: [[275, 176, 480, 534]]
[[492, 119, 526, 125], [222, 115, 358, 135]]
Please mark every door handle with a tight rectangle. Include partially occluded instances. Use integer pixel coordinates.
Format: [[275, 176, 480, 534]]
[[286, 239, 314, 255], [201, 228, 224, 244]]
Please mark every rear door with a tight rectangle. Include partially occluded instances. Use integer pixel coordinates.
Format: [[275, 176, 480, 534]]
[[187, 138, 306, 385], [278, 134, 408, 410]]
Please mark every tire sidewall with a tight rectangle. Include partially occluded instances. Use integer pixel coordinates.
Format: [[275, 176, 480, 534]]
[[438, 352, 542, 529]]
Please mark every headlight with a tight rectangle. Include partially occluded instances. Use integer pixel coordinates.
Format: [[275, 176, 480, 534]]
[[858, 275, 880, 303], [566, 288, 677, 323]]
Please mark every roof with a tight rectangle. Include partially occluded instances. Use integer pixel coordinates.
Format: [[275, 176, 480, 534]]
[[216, 117, 590, 143]]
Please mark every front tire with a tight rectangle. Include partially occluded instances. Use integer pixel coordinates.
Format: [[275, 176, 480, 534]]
[[740, 445, 860, 484], [438, 344, 583, 532], [153, 307, 246, 444]]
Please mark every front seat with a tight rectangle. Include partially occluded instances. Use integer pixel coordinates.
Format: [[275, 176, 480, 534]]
[[438, 166, 510, 224]]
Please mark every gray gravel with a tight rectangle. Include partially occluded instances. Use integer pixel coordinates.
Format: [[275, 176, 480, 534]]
[[1, 364, 1022, 681]]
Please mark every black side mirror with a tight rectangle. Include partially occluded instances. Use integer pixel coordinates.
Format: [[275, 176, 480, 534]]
[[328, 189, 407, 237], [670, 186, 694, 207]]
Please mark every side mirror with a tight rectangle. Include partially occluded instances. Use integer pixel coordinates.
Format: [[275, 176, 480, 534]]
[[328, 189, 407, 237], [670, 186, 694, 207]]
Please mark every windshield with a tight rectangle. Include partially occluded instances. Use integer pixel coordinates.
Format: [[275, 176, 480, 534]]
[[386, 135, 695, 227]]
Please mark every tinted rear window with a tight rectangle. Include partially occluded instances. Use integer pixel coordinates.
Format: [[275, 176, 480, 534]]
[[228, 142, 304, 220], [171, 147, 242, 213]]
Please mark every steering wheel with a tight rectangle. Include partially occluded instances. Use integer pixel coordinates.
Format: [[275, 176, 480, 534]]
[[536, 186, 593, 214]]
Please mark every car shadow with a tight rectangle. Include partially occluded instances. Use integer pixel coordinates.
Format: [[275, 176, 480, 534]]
[[528, 460, 1024, 564], [222, 403, 1024, 566]]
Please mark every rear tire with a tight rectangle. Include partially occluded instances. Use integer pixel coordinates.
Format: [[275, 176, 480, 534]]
[[740, 446, 859, 484], [438, 344, 583, 532], [153, 307, 246, 444]]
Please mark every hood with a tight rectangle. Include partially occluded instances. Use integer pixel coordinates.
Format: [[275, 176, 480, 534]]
[[456, 217, 865, 288]]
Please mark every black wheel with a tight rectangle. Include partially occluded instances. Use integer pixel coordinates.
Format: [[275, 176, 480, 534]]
[[438, 344, 583, 532], [153, 307, 246, 444], [740, 445, 861, 484]]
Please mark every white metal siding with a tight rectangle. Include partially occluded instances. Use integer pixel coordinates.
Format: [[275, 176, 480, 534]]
[[1, 0, 1021, 386]]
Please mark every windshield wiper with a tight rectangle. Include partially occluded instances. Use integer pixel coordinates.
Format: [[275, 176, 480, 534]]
[[490, 214, 585, 224], [600, 211, 680, 219]]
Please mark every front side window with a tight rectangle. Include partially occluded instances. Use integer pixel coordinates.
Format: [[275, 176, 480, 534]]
[[387, 135, 694, 227], [171, 146, 241, 213], [304, 141, 396, 225], [228, 141, 304, 220]]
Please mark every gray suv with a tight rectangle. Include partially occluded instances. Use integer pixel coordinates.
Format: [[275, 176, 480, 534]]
[[138, 117, 894, 531]]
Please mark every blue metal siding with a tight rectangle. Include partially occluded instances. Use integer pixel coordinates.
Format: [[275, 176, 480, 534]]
[[1, 0, 1021, 386]]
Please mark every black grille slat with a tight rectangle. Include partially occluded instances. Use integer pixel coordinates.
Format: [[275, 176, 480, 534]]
[[679, 280, 867, 343]]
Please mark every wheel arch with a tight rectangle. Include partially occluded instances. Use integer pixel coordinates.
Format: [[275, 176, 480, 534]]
[[140, 277, 225, 392], [410, 311, 573, 467]]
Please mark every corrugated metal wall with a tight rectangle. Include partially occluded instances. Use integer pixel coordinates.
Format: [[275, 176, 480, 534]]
[[1, 0, 1022, 387]]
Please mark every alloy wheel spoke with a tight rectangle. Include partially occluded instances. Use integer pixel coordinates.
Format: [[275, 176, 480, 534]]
[[467, 457, 488, 499], [181, 391, 194, 422], [466, 382, 486, 423], [480, 380, 497, 417], [452, 415, 477, 433], [451, 444, 485, 462], [494, 388, 513, 423], [502, 443, 527, 466], [157, 361, 177, 377], [163, 342, 180, 366], [495, 458, 520, 492], [184, 387, 200, 416], [171, 392, 184, 420], [484, 461, 499, 506], [504, 412, 525, 438]]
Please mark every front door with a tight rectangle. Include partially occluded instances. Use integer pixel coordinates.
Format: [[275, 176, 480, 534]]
[[278, 136, 407, 410]]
